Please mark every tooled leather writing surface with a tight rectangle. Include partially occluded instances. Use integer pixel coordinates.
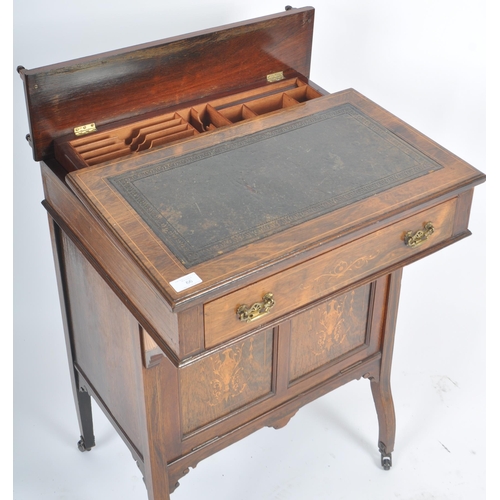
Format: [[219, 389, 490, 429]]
[[109, 103, 442, 268]]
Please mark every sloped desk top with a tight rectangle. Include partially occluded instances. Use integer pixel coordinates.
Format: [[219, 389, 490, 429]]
[[66, 89, 484, 306], [107, 103, 441, 267]]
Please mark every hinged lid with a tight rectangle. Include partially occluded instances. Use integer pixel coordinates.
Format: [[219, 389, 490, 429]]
[[18, 7, 315, 161], [65, 89, 485, 308]]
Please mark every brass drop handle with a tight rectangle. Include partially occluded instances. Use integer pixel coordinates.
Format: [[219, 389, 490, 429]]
[[236, 292, 275, 323], [404, 222, 435, 248]]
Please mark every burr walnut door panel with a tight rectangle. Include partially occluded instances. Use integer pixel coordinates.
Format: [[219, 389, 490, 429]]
[[179, 328, 274, 436], [288, 283, 374, 384]]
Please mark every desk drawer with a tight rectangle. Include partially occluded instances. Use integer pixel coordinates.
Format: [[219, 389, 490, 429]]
[[204, 198, 457, 348]]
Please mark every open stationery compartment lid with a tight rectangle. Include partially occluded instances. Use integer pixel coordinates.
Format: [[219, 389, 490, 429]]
[[18, 7, 315, 162]]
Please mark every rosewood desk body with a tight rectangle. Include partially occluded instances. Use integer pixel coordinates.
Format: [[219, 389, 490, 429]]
[[18, 7, 485, 499]]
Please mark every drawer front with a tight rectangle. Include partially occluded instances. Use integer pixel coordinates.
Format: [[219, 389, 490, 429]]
[[204, 198, 457, 348]]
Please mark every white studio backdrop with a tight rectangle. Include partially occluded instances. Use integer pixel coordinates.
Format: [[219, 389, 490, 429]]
[[12, 1, 491, 499]]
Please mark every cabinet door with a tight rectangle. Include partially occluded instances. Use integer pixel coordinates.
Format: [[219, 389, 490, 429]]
[[179, 328, 274, 436], [288, 283, 372, 383], [285, 277, 388, 389]]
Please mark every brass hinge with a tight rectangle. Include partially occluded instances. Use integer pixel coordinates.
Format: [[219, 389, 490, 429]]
[[267, 71, 285, 83], [74, 123, 97, 136]]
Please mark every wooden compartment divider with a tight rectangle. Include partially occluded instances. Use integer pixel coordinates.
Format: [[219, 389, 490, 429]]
[[63, 79, 323, 170]]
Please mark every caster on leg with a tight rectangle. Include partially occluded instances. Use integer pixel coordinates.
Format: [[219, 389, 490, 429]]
[[75, 387, 95, 451], [77, 436, 93, 452], [379, 441, 392, 470], [381, 452, 392, 470]]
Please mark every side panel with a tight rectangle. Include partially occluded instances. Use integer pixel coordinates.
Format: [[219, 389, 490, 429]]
[[61, 231, 146, 458]]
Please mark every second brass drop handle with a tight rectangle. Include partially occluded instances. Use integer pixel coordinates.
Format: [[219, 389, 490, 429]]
[[404, 222, 435, 248], [236, 292, 275, 323]]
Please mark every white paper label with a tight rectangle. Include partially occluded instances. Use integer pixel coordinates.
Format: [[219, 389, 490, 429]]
[[169, 272, 202, 293]]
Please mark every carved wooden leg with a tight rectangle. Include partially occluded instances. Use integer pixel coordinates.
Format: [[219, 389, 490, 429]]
[[370, 379, 395, 470], [370, 269, 403, 470]]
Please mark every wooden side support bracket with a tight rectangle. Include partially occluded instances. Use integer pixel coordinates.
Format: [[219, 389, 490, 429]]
[[141, 326, 166, 369]]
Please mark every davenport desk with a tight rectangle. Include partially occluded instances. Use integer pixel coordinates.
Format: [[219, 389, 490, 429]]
[[17, 7, 485, 499]]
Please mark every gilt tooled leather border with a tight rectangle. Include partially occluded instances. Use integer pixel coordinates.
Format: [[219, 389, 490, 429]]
[[109, 104, 443, 268]]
